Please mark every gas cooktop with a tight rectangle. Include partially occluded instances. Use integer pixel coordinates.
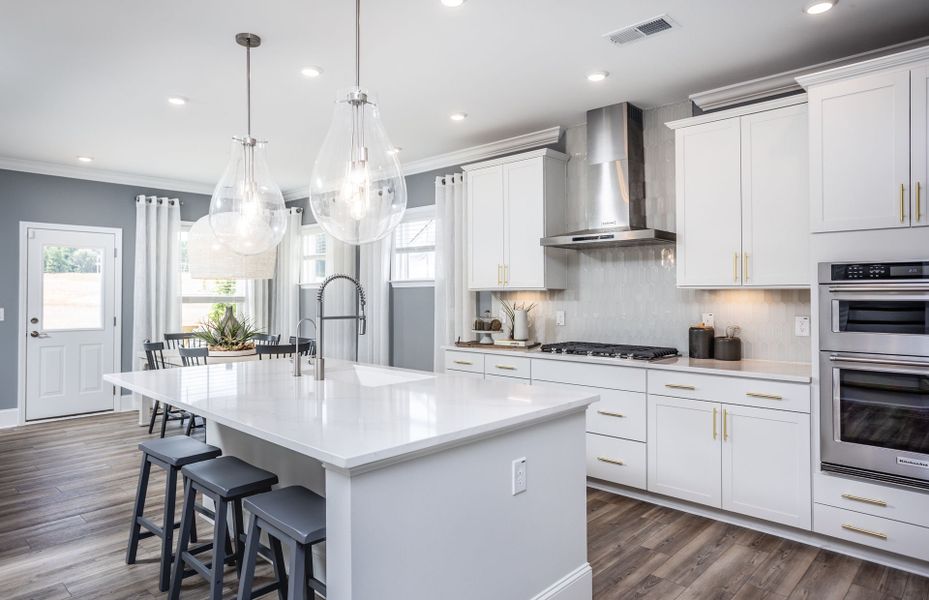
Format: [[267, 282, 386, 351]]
[[539, 342, 679, 361]]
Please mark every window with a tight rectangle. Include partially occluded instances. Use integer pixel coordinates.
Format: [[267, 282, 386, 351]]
[[179, 224, 246, 332], [392, 207, 436, 283], [300, 225, 328, 285], [42, 245, 104, 330]]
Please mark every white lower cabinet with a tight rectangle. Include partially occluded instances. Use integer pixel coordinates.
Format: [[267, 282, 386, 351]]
[[587, 433, 647, 490], [647, 395, 722, 507], [722, 405, 811, 529], [814, 503, 929, 563]]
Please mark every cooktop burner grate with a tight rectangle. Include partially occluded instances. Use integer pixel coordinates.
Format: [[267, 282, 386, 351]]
[[539, 342, 679, 361]]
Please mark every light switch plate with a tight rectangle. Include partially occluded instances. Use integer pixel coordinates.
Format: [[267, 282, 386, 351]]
[[555, 310, 565, 326], [702, 313, 715, 328], [512, 457, 527, 495], [0, 307, 4, 321], [795, 316, 810, 337]]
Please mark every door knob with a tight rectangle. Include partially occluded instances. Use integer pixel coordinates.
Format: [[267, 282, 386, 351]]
[[30, 317, 39, 324], [30, 330, 39, 338]]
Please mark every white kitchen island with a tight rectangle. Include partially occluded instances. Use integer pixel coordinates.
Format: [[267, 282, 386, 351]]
[[105, 358, 597, 600]]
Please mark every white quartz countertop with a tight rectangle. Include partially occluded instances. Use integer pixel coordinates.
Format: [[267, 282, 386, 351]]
[[444, 346, 811, 383], [104, 359, 596, 472]]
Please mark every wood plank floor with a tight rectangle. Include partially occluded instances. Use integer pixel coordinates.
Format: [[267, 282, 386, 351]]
[[2, 412, 928, 600]]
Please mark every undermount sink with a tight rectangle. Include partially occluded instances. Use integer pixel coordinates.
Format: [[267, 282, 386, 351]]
[[323, 364, 435, 388]]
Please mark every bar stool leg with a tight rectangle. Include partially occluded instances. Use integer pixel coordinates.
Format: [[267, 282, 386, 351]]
[[270, 537, 288, 600], [160, 404, 171, 438], [169, 478, 197, 600], [236, 516, 261, 600], [287, 541, 308, 600], [158, 465, 178, 592], [126, 453, 151, 564], [148, 400, 161, 434], [210, 498, 230, 600], [232, 499, 247, 577]]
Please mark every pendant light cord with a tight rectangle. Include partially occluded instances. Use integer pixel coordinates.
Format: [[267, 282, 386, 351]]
[[355, 0, 361, 88], [246, 45, 252, 138]]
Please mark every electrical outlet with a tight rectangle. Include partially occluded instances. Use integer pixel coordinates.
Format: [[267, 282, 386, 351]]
[[795, 316, 810, 337], [512, 457, 527, 495], [0, 308, 4, 321], [702, 313, 715, 328], [555, 310, 565, 326]]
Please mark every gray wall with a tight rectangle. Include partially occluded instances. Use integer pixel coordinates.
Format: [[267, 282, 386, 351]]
[[0, 169, 211, 410]]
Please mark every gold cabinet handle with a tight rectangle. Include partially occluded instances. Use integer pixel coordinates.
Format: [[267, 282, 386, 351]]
[[495, 364, 517, 371], [712, 406, 718, 440], [497, 264, 502, 285], [453, 360, 473, 366], [504, 264, 509, 285], [841, 493, 887, 507], [722, 408, 728, 441], [842, 523, 888, 540], [665, 383, 696, 390], [900, 183, 906, 223], [596, 410, 625, 418], [597, 456, 625, 466], [743, 253, 749, 281], [746, 392, 782, 400], [733, 252, 739, 283], [918, 181, 923, 222]]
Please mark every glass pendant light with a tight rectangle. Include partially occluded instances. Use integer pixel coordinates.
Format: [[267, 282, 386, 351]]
[[209, 33, 287, 256], [309, 0, 407, 245]]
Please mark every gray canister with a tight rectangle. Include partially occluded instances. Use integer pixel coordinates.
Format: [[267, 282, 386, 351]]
[[688, 324, 715, 359], [714, 326, 742, 361]]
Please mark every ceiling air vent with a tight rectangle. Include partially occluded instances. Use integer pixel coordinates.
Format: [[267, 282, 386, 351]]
[[604, 14, 678, 46]]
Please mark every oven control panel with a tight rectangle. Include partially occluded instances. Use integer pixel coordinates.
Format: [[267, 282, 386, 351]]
[[831, 261, 929, 281]]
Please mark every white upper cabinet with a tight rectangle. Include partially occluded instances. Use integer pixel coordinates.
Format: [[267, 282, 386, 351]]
[[807, 69, 911, 232], [669, 99, 810, 288], [464, 149, 567, 290], [912, 64, 929, 228]]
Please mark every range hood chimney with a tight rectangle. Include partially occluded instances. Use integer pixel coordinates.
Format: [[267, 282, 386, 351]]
[[541, 102, 675, 249]]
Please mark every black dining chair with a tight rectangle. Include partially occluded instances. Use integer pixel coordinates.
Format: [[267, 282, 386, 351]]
[[252, 333, 281, 346], [288, 336, 317, 357], [164, 332, 203, 349], [257, 342, 313, 359], [177, 347, 208, 437], [143, 341, 187, 438]]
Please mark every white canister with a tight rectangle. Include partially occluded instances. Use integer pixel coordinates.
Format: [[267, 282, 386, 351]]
[[513, 309, 529, 341]]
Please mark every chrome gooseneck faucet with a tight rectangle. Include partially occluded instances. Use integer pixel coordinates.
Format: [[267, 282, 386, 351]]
[[292, 317, 318, 377], [315, 274, 367, 380]]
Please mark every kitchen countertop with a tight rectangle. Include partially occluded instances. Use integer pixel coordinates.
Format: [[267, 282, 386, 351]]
[[104, 358, 596, 472], [443, 345, 811, 383]]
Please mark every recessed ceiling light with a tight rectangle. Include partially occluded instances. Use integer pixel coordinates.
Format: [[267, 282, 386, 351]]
[[587, 71, 609, 82], [450, 112, 468, 121], [167, 96, 188, 106], [301, 66, 324, 78], [804, 0, 836, 14], [76, 156, 94, 163], [441, 0, 466, 7]]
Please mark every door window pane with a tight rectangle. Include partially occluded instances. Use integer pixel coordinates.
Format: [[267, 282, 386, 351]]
[[42, 245, 103, 330]]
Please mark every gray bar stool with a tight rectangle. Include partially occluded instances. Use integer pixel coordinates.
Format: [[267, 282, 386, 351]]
[[237, 486, 327, 600], [170, 456, 279, 600], [127, 436, 222, 592]]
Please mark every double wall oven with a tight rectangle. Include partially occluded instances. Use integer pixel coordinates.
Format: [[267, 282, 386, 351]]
[[819, 261, 929, 489]]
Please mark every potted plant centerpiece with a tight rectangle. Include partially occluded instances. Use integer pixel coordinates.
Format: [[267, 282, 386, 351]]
[[192, 306, 262, 356]]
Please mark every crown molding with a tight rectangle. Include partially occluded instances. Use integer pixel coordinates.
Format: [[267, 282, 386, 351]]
[[460, 148, 568, 171], [666, 95, 807, 130], [0, 156, 215, 195], [691, 36, 929, 111], [797, 43, 929, 89]]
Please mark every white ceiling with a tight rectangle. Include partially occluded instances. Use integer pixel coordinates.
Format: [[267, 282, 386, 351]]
[[4, 0, 929, 193]]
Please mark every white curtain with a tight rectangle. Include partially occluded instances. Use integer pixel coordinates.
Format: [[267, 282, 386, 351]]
[[270, 208, 303, 338], [323, 235, 358, 361], [434, 173, 475, 371], [358, 236, 391, 365], [132, 195, 181, 352], [244, 279, 270, 334]]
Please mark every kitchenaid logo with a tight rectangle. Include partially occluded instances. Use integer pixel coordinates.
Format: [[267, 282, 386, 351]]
[[897, 456, 929, 470]]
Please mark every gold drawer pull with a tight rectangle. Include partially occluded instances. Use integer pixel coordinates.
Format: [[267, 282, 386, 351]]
[[597, 456, 624, 466], [495, 364, 517, 371], [841, 493, 887, 507], [918, 181, 923, 222], [665, 383, 696, 390], [842, 523, 888, 540], [733, 252, 739, 282], [746, 392, 782, 400], [722, 408, 728, 441], [596, 410, 625, 418], [900, 183, 906, 223], [453, 360, 473, 366]]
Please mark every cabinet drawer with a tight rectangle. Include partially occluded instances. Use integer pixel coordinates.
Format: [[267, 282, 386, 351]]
[[815, 472, 929, 528], [530, 359, 646, 392], [533, 381, 645, 442], [647, 370, 810, 413], [586, 433, 646, 490], [814, 503, 929, 562], [485, 355, 531, 379], [445, 351, 484, 374]]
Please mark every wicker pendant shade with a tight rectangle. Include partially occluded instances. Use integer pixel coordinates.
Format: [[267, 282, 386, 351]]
[[187, 216, 276, 279]]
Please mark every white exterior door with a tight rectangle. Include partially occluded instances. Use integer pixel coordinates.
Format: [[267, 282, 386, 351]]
[[912, 63, 929, 228], [503, 158, 544, 289], [721, 405, 812, 530], [741, 105, 810, 287], [25, 226, 118, 420], [809, 69, 911, 231], [647, 395, 722, 508], [675, 118, 743, 287], [467, 165, 505, 289]]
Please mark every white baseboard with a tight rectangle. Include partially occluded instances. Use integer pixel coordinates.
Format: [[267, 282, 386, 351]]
[[0, 408, 18, 429], [531, 563, 592, 600], [589, 480, 929, 579]]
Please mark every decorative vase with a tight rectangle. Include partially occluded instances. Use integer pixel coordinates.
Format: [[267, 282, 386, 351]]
[[513, 309, 529, 341]]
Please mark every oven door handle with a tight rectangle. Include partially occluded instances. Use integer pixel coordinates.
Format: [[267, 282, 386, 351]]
[[827, 285, 929, 293], [829, 354, 929, 369]]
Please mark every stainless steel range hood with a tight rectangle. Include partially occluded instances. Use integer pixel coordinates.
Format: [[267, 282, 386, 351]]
[[541, 102, 675, 249]]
